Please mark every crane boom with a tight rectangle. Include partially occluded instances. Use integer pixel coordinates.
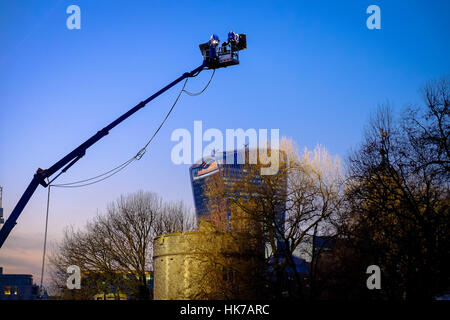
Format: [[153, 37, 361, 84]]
[[0, 62, 206, 248], [0, 30, 247, 249]]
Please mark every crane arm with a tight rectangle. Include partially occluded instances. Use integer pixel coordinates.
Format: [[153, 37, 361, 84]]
[[0, 62, 206, 248]]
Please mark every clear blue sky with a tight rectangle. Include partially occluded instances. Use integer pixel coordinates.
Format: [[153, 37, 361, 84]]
[[0, 0, 449, 281]]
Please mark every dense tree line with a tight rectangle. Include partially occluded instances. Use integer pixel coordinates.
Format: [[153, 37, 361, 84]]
[[203, 77, 449, 300], [337, 77, 449, 300]]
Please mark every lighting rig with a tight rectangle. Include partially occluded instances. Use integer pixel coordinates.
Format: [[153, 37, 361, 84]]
[[199, 31, 247, 69]]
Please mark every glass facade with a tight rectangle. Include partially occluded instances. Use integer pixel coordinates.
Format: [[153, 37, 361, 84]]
[[189, 148, 287, 243], [189, 149, 247, 218]]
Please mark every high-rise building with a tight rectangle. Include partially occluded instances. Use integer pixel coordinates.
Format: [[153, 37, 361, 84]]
[[190, 149, 246, 219], [189, 148, 286, 246]]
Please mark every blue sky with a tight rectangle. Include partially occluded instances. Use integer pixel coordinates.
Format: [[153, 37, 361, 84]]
[[0, 0, 449, 281]]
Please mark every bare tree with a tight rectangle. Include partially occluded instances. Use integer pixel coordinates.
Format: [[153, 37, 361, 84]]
[[204, 139, 343, 299], [153, 200, 197, 236], [403, 76, 449, 180], [344, 78, 450, 299], [49, 190, 195, 299]]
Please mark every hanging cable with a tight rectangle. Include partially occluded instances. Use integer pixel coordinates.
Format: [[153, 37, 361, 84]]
[[50, 159, 135, 188], [39, 181, 51, 298], [50, 69, 214, 189], [50, 158, 135, 187], [183, 69, 215, 96]]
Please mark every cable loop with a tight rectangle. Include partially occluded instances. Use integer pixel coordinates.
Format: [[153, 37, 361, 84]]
[[50, 69, 215, 189]]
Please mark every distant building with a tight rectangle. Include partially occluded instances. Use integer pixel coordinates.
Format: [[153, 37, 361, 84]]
[[0, 267, 39, 300], [312, 235, 335, 257], [291, 234, 336, 261], [62, 270, 153, 300]]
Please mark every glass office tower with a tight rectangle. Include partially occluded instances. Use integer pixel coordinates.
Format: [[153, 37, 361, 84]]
[[190, 149, 245, 218], [189, 148, 286, 246]]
